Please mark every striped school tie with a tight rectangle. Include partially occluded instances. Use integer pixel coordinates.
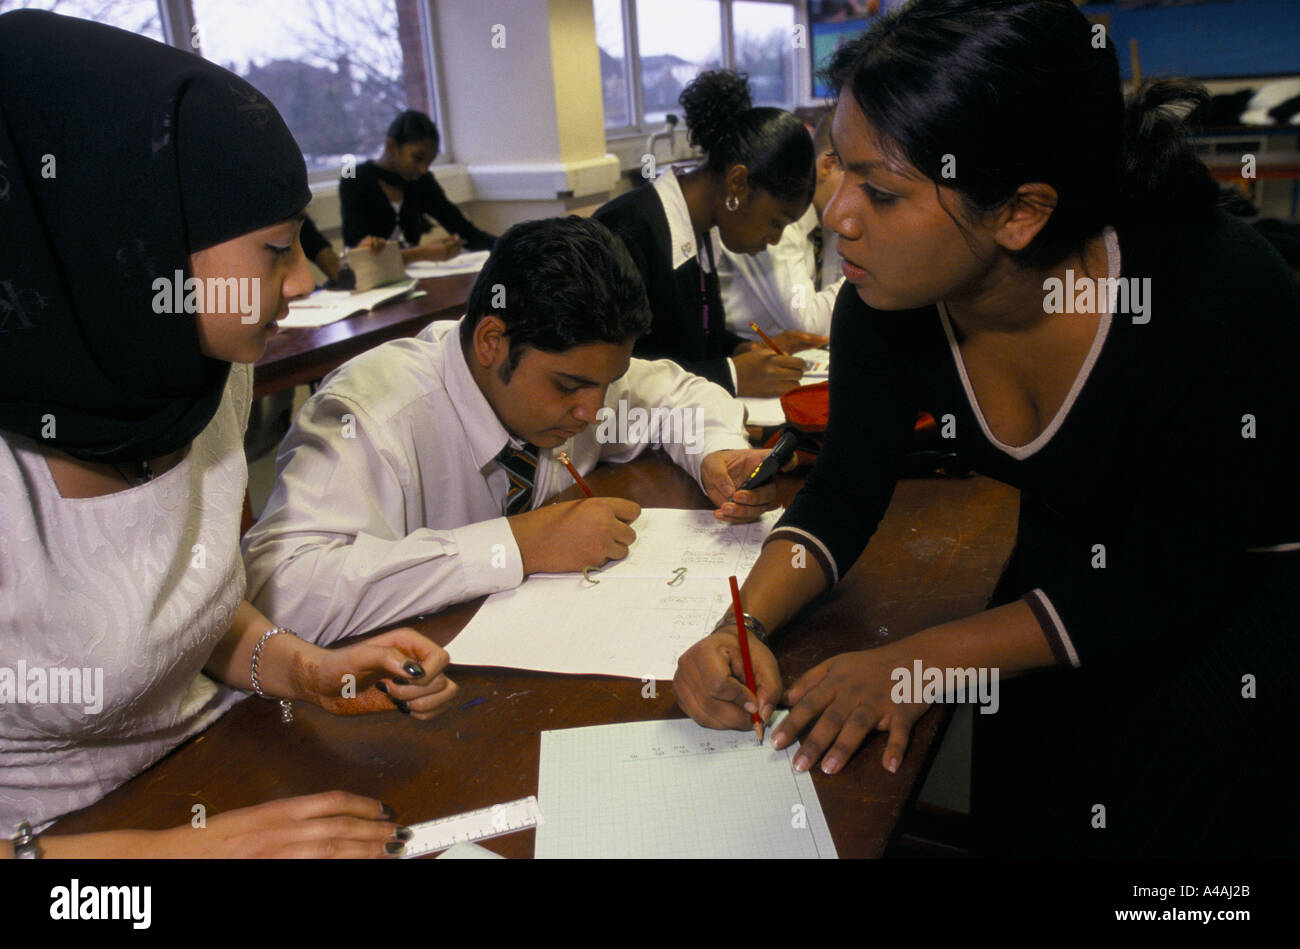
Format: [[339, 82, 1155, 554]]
[[499, 443, 539, 515]]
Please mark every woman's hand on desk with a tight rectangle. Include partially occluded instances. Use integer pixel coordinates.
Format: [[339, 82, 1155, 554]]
[[771, 647, 929, 776], [153, 792, 407, 858], [33, 792, 409, 858], [306, 627, 458, 721], [732, 350, 807, 397], [700, 449, 786, 522], [673, 628, 782, 730]]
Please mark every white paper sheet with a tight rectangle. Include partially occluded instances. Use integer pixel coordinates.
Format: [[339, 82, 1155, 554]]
[[449, 576, 729, 680], [405, 249, 490, 279], [534, 508, 781, 581], [535, 712, 837, 859], [792, 348, 829, 378], [739, 396, 786, 426], [448, 508, 779, 679], [280, 279, 420, 328]]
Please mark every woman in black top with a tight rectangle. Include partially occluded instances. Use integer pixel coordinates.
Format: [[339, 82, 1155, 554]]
[[673, 0, 1299, 856], [595, 71, 824, 396], [339, 109, 496, 263]]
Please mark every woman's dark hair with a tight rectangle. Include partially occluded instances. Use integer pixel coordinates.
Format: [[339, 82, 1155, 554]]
[[823, 0, 1218, 269], [679, 69, 815, 204], [460, 216, 653, 382], [387, 109, 439, 149]]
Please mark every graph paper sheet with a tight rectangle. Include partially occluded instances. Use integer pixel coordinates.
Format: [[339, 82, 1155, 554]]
[[535, 713, 838, 859]]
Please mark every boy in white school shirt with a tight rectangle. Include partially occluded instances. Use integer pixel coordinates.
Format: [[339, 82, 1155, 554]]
[[242, 216, 782, 644], [717, 114, 845, 340]]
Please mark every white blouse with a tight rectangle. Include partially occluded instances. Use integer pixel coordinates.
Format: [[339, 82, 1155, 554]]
[[0, 363, 253, 832]]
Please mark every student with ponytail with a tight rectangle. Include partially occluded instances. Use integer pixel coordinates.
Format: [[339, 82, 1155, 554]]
[[673, 0, 1299, 856], [594, 70, 821, 396]]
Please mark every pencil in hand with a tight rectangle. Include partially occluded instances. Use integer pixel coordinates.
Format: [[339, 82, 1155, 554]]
[[556, 451, 594, 498], [749, 322, 787, 356], [728, 575, 764, 744]]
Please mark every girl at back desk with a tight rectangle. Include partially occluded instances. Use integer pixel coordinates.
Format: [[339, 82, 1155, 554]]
[[339, 109, 497, 265]]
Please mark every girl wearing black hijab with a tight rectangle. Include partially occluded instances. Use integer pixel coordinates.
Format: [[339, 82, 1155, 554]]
[[0, 10, 457, 858]]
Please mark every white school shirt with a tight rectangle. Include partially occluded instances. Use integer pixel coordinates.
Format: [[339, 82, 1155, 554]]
[[0, 364, 252, 832], [241, 317, 751, 645], [716, 204, 845, 339]]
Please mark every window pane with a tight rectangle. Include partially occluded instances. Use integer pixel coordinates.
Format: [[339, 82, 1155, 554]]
[[0, 0, 163, 41], [636, 0, 721, 127], [594, 0, 630, 128], [191, 0, 435, 173], [734, 1, 796, 108]]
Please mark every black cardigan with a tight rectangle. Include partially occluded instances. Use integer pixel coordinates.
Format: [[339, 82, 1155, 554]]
[[771, 209, 1300, 855], [594, 181, 746, 393], [338, 160, 496, 251]]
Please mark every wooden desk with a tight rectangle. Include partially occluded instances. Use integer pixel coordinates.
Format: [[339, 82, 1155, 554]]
[[50, 456, 1018, 858], [252, 272, 477, 400]]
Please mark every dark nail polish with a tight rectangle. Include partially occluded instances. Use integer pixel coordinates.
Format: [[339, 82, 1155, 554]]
[[402, 660, 425, 678], [380, 804, 395, 820], [394, 698, 411, 715], [395, 826, 413, 841], [385, 841, 406, 855], [375, 681, 389, 695], [391, 676, 410, 686]]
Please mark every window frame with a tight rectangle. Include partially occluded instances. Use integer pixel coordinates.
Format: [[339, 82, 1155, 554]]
[[600, 0, 810, 143], [151, 0, 448, 183]]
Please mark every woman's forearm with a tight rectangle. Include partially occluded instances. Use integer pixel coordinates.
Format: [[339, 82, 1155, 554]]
[[897, 599, 1058, 677], [739, 539, 832, 636], [203, 600, 321, 701]]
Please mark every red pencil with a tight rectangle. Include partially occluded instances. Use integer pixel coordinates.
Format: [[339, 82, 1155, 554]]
[[729, 575, 764, 744], [556, 451, 594, 498], [749, 322, 787, 356]]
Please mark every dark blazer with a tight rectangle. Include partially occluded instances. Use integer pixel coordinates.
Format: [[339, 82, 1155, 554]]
[[339, 160, 496, 251], [594, 181, 745, 393]]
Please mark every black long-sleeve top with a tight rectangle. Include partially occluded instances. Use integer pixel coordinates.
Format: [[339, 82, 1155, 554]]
[[769, 209, 1300, 673], [594, 180, 747, 393], [299, 214, 330, 261], [338, 160, 496, 251]]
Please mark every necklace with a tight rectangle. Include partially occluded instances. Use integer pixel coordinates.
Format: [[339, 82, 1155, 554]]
[[111, 458, 153, 487]]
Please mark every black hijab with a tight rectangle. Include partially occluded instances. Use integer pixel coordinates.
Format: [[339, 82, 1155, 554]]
[[0, 10, 311, 463]]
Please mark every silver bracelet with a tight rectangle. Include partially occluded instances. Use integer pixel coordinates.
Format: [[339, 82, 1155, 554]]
[[11, 821, 42, 859], [712, 611, 770, 644], [251, 626, 296, 723]]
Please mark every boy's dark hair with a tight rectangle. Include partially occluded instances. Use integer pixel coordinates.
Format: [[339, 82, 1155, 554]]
[[387, 109, 439, 149], [460, 216, 653, 381]]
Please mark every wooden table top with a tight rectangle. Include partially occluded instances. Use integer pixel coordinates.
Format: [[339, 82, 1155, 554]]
[[252, 272, 477, 399], [50, 455, 1018, 858]]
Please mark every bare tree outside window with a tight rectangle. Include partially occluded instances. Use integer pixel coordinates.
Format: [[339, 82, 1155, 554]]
[[192, 0, 434, 172], [0, 0, 163, 41]]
